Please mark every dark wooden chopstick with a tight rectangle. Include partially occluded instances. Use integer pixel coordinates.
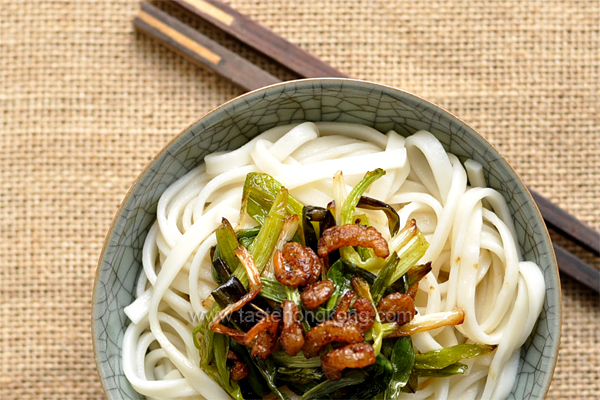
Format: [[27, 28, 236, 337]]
[[554, 244, 599, 292], [134, 1, 600, 293], [531, 189, 600, 257], [134, 3, 280, 91], [171, 0, 348, 79]]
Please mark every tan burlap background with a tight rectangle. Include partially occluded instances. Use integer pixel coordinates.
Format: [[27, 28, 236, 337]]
[[1, 0, 598, 398]]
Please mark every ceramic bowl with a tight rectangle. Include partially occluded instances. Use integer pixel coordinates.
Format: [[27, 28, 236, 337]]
[[92, 78, 561, 399]]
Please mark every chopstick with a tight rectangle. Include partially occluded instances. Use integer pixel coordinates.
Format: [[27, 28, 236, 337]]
[[554, 244, 599, 292], [134, 3, 280, 91], [530, 189, 600, 257], [133, 1, 600, 292], [171, 0, 348, 79]]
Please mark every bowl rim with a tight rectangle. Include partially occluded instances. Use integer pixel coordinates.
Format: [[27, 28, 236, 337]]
[[91, 77, 561, 399]]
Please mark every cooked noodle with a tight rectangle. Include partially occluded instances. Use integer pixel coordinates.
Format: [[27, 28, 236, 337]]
[[122, 122, 545, 400]]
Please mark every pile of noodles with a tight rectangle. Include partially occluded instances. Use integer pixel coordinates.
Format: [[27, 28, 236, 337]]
[[122, 122, 545, 400]]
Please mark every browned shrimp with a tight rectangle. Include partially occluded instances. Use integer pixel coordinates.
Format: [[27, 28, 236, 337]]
[[228, 347, 249, 381], [377, 292, 416, 325], [303, 320, 364, 358], [280, 301, 305, 357], [274, 242, 322, 287], [210, 246, 262, 343], [318, 224, 390, 259], [252, 331, 278, 360], [244, 314, 279, 344], [321, 343, 376, 380], [331, 290, 375, 332], [408, 282, 419, 300], [301, 280, 334, 309], [348, 297, 376, 333], [230, 360, 249, 381], [244, 313, 280, 360], [333, 290, 356, 321]]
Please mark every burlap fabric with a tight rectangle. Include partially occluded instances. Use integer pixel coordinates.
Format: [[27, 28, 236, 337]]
[[1, 0, 598, 398]]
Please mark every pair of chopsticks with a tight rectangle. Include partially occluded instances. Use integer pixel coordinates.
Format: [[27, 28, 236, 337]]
[[133, 0, 600, 293], [133, 0, 344, 90]]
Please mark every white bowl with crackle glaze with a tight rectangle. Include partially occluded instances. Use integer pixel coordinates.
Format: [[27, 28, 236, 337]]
[[92, 79, 561, 400]]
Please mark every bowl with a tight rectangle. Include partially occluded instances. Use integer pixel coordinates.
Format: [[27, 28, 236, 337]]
[[92, 78, 561, 399]]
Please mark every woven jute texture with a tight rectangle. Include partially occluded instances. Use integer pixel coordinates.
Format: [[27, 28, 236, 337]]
[[1, 0, 598, 398]]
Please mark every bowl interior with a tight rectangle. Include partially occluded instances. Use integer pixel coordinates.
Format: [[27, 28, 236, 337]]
[[93, 79, 560, 400]]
